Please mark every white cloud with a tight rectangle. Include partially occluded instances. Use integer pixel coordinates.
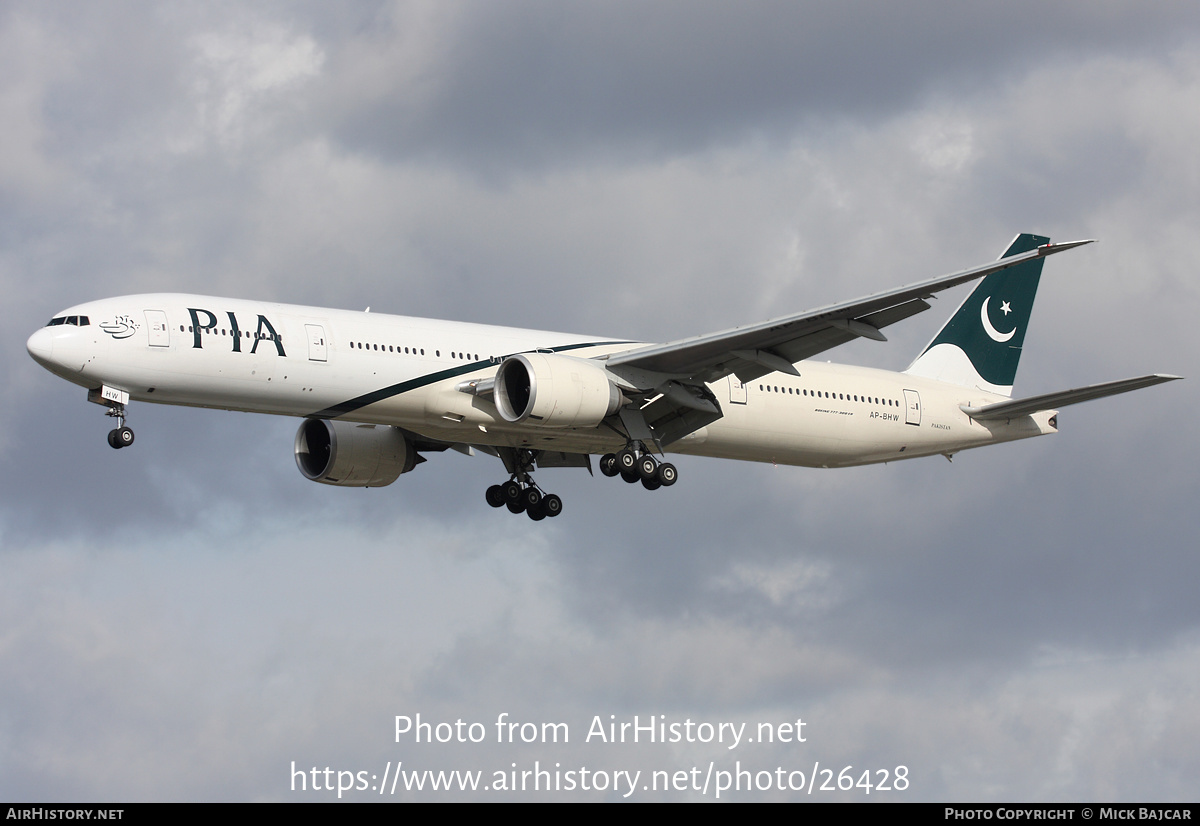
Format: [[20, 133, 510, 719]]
[[186, 23, 324, 151]]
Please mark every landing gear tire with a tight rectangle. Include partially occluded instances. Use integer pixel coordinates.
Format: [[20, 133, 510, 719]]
[[600, 453, 620, 477], [620, 469, 640, 484], [486, 485, 506, 508], [616, 448, 638, 472], [506, 499, 525, 514], [542, 494, 563, 518], [641, 476, 661, 491], [521, 487, 542, 510], [656, 462, 678, 486], [527, 503, 547, 521], [637, 455, 658, 480], [503, 481, 523, 504], [107, 427, 134, 449]]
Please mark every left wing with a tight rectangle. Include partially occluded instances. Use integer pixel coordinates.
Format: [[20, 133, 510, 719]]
[[605, 239, 1092, 385]]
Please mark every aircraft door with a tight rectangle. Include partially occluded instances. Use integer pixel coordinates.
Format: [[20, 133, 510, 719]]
[[903, 389, 921, 426], [728, 375, 748, 405], [305, 324, 328, 362], [145, 310, 170, 347]]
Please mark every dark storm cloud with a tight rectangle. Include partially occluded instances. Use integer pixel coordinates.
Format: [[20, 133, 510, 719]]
[[327, 2, 1200, 171]]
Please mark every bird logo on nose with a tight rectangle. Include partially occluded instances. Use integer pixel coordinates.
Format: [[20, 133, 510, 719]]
[[100, 315, 140, 339]]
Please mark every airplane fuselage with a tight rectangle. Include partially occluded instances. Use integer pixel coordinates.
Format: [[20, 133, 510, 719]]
[[26, 293, 1055, 470]]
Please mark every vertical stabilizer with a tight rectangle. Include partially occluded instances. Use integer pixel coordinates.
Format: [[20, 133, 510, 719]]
[[904, 233, 1049, 396]]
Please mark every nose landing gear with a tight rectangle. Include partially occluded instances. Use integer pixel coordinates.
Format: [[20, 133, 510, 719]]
[[104, 401, 134, 449], [88, 387, 135, 449]]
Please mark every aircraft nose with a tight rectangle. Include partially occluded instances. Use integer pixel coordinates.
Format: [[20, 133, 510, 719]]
[[26, 327, 55, 368]]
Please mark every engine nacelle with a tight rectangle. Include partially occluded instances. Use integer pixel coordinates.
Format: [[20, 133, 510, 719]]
[[294, 419, 417, 487], [494, 353, 622, 428]]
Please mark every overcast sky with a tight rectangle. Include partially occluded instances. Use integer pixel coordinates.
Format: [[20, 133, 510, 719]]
[[3, 1, 1198, 801]]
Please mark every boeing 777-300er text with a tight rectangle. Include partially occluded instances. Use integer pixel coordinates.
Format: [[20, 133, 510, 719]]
[[27, 234, 1180, 520]]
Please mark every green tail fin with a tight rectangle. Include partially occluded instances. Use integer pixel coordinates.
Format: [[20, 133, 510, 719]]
[[905, 233, 1049, 396]]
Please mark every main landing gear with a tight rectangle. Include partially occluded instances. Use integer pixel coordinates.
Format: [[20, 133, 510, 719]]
[[485, 480, 563, 521], [105, 403, 134, 449], [485, 448, 563, 521], [599, 443, 677, 491]]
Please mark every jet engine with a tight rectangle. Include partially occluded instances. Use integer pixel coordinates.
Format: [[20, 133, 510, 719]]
[[294, 419, 417, 487], [494, 353, 623, 428]]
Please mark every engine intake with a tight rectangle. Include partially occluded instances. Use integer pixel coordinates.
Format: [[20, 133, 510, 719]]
[[494, 353, 622, 428], [294, 419, 417, 487]]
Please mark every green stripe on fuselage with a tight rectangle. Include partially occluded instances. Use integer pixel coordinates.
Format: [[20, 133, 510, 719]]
[[307, 340, 631, 419]]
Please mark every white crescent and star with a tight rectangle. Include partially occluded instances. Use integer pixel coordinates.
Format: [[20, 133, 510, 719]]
[[981, 296, 1016, 342]]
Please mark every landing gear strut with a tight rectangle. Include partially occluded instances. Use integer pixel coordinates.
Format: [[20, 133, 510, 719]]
[[600, 442, 677, 492], [485, 448, 563, 521], [105, 403, 134, 449]]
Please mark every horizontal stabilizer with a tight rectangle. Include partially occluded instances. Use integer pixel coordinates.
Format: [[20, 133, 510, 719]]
[[960, 374, 1182, 420]]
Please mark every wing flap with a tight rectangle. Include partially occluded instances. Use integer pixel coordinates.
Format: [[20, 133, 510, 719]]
[[535, 451, 593, 470], [960, 374, 1182, 420]]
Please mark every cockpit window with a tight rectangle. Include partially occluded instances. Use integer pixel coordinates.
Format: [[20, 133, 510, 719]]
[[45, 315, 90, 327]]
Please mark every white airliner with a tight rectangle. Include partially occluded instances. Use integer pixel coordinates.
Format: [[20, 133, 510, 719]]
[[26, 233, 1179, 520]]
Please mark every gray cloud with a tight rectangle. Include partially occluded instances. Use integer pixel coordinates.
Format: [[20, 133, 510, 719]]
[[324, 2, 1200, 172]]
